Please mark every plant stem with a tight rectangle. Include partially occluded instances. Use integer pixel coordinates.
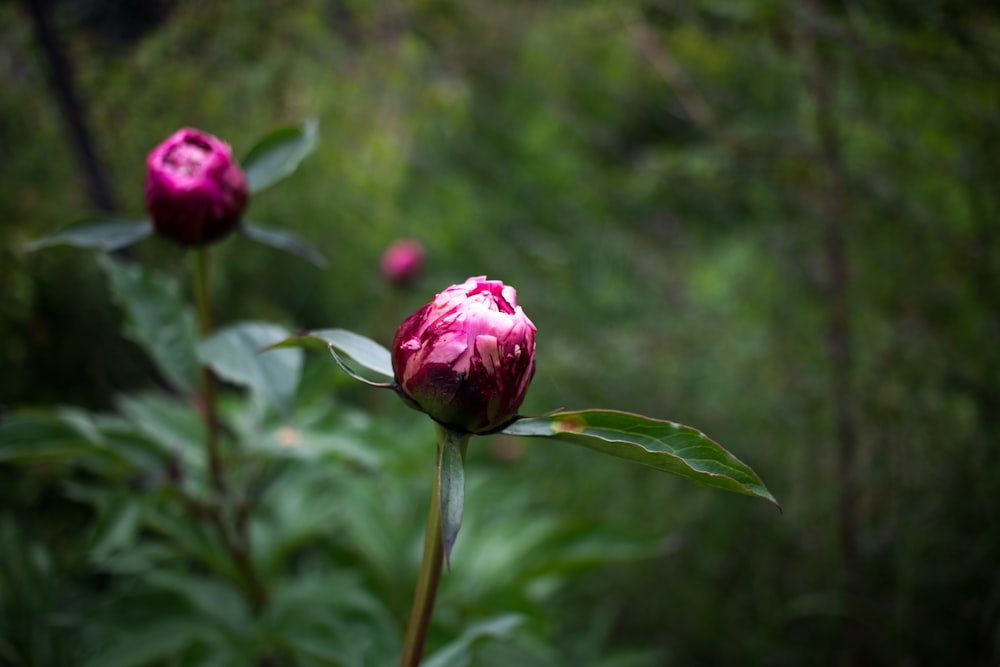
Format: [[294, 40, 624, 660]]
[[192, 247, 225, 494], [400, 425, 468, 667], [191, 247, 269, 613]]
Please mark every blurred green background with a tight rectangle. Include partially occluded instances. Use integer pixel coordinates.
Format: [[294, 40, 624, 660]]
[[2, 0, 1000, 665]]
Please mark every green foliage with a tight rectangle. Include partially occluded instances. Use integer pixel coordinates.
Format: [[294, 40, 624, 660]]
[[422, 615, 525, 667], [24, 218, 153, 252], [272, 329, 395, 383], [1, 247, 672, 664], [198, 321, 303, 415], [240, 222, 327, 267], [98, 254, 200, 393], [4, 0, 1000, 664], [0, 518, 88, 667], [242, 119, 319, 195], [438, 428, 468, 567], [505, 410, 777, 506]]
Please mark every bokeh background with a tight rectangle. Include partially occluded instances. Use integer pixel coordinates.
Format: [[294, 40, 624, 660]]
[[2, 1, 999, 665]]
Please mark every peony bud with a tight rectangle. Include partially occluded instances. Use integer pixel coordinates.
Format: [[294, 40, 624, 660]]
[[145, 128, 248, 246], [392, 276, 537, 434], [380, 238, 425, 287]]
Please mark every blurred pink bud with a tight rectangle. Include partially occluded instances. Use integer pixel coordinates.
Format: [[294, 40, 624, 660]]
[[381, 238, 425, 287], [145, 128, 248, 246], [392, 276, 537, 434]]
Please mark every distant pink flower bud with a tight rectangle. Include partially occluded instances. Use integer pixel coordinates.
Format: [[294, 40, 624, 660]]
[[381, 238, 425, 287], [392, 276, 537, 434], [145, 128, 248, 246]]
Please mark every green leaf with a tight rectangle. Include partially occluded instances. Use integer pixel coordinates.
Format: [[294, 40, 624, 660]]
[[504, 410, 779, 508], [265, 580, 389, 666], [316, 328, 394, 380], [24, 218, 153, 252], [246, 423, 381, 468], [198, 321, 303, 415], [241, 222, 327, 267], [242, 118, 318, 194], [0, 409, 123, 468], [140, 505, 235, 578], [267, 328, 394, 383], [98, 254, 199, 393], [422, 614, 526, 667], [89, 494, 143, 562], [0, 408, 166, 479], [144, 571, 250, 633], [80, 619, 212, 667], [439, 429, 468, 568], [117, 393, 205, 468]]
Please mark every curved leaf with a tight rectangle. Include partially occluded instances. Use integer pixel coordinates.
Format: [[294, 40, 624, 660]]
[[504, 410, 779, 508], [422, 614, 526, 667], [438, 429, 468, 568], [267, 328, 394, 383], [317, 329, 393, 380], [242, 119, 318, 194], [0, 410, 121, 467], [117, 393, 205, 465], [25, 218, 153, 252], [89, 494, 143, 562], [198, 321, 303, 415], [241, 222, 327, 267], [98, 254, 199, 393], [80, 619, 213, 667]]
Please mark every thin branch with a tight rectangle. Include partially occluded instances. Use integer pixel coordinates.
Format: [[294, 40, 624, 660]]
[[796, 3, 862, 664], [623, 14, 745, 156]]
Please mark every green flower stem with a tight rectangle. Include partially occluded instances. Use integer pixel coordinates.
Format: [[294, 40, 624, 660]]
[[191, 248, 268, 613], [400, 424, 469, 667], [192, 247, 224, 494]]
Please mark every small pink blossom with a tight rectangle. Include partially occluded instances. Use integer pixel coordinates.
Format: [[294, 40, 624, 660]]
[[392, 276, 537, 434], [380, 239, 425, 287], [145, 128, 248, 246]]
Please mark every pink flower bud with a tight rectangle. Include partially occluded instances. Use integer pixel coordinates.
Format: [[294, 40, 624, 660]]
[[380, 238, 425, 287], [145, 128, 248, 246], [392, 276, 537, 434]]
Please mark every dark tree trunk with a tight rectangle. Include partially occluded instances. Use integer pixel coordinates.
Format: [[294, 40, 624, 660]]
[[22, 0, 118, 213], [797, 4, 862, 664]]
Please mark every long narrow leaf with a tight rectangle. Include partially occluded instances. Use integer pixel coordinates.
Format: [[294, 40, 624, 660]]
[[422, 614, 526, 667], [504, 410, 778, 507], [0, 410, 122, 468], [241, 222, 326, 267], [80, 619, 213, 667], [25, 218, 153, 252], [439, 431, 466, 568], [98, 254, 199, 392], [242, 119, 318, 193]]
